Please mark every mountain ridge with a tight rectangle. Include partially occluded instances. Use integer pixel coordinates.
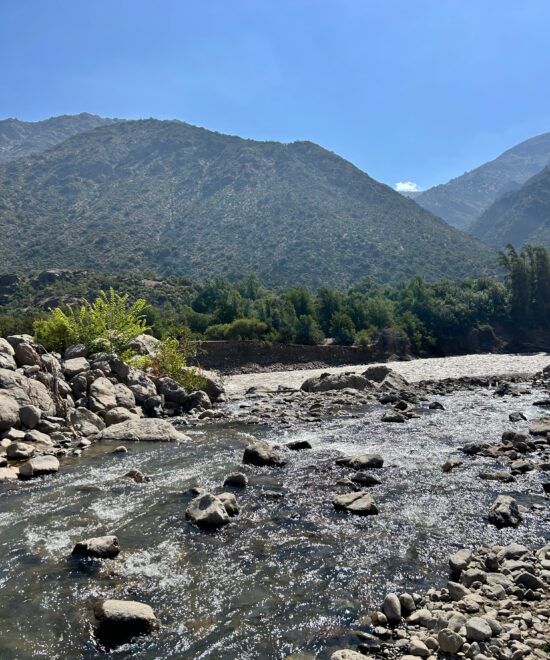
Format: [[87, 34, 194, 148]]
[[414, 131, 550, 230], [0, 117, 496, 287]]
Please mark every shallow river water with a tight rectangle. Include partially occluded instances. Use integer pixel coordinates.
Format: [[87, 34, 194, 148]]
[[1, 360, 549, 659]]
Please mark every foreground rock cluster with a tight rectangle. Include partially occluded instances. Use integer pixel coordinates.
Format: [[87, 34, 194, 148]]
[[331, 544, 550, 660], [0, 333, 224, 483]]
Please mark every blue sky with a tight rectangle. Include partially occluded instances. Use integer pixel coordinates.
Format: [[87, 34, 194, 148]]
[[1, 0, 549, 189]]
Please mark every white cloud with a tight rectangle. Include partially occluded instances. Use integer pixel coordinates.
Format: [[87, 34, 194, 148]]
[[394, 181, 421, 192]]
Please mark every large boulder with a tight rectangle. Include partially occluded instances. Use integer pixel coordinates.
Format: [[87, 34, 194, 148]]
[[127, 334, 160, 357], [0, 338, 15, 357], [156, 377, 187, 404], [0, 369, 55, 414], [14, 342, 41, 367], [243, 440, 286, 467], [100, 418, 189, 442], [6, 442, 35, 460], [93, 599, 159, 646], [362, 365, 392, 382], [198, 371, 225, 403], [0, 392, 19, 430], [114, 383, 136, 409], [63, 357, 90, 379], [18, 455, 60, 478], [488, 495, 522, 528], [104, 407, 138, 426], [0, 466, 19, 482], [70, 407, 106, 435], [0, 339, 16, 371], [88, 377, 117, 413], [185, 493, 230, 528], [183, 390, 212, 412], [301, 372, 370, 393], [126, 367, 157, 403], [19, 404, 41, 429], [72, 535, 120, 558], [63, 344, 87, 360], [333, 491, 379, 515]]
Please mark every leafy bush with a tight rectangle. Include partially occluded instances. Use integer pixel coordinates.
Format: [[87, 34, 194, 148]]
[[34, 288, 150, 353], [127, 332, 205, 392], [330, 312, 356, 345], [295, 314, 324, 345], [205, 318, 272, 341]]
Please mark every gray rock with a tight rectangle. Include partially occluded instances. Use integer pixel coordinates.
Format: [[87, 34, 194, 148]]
[[330, 652, 365, 660], [514, 571, 544, 590], [72, 535, 120, 558], [447, 581, 470, 601], [127, 334, 160, 357], [198, 372, 225, 403], [479, 470, 515, 483], [382, 592, 402, 623], [24, 429, 52, 445], [509, 411, 527, 422], [63, 344, 87, 360], [126, 367, 157, 403], [409, 637, 429, 657], [243, 440, 285, 467], [19, 404, 41, 429], [442, 457, 463, 472], [156, 377, 187, 405], [184, 390, 212, 411], [143, 395, 163, 417], [18, 455, 59, 478], [286, 440, 312, 450], [14, 342, 41, 367], [93, 599, 159, 646], [336, 453, 384, 469], [0, 392, 19, 430], [89, 377, 117, 412], [0, 352, 17, 370], [70, 407, 105, 435], [529, 417, 550, 436], [351, 472, 382, 487], [0, 466, 19, 481], [6, 441, 35, 460], [449, 548, 473, 572], [223, 472, 248, 488], [0, 337, 15, 356], [363, 365, 392, 382], [217, 492, 239, 516], [70, 373, 89, 399], [301, 372, 370, 393], [381, 410, 406, 423], [488, 495, 522, 528], [104, 407, 138, 426], [114, 383, 136, 409], [438, 628, 464, 653], [63, 357, 90, 379], [185, 493, 230, 528], [100, 418, 189, 443], [333, 491, 379, 516], [465, 617, 492, 642]]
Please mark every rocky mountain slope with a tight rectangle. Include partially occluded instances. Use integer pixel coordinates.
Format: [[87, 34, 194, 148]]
[[415, 132, 550, 230], [0, 118, 495, 287], [470, 166, 550, 248], [0, 113, 118, 164]]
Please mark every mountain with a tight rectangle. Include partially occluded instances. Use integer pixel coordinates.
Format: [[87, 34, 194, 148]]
[[0, 113, 118, 164], [414, 132, 550, 230], [469, 166, 550, 248], [0, 118, 496, 287]]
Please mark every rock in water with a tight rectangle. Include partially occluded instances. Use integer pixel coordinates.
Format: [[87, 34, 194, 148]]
[[333, 491, 379, 515], [185, 493, 230, 528], [93, 599, 159, 646], [301, 372, 370, 393], [336, 453, 384, 469], [100, 418, 189, 442], [529, 417, 550, 435], [488, 495, 521, 528], [18, 455, 60, 478], [72, 535, 120, 558], [331, 652, 365, 660], [243, 440, 286, 467], [223, 472, 248, 488]]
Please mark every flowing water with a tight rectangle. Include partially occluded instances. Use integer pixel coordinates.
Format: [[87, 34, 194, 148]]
[[1, 380, 549, 659]]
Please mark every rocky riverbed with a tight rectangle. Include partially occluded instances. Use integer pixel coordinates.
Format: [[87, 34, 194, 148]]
[[0, 340, 549, 659]]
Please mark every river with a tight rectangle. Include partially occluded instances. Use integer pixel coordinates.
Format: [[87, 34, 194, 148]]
[[0, 354, 549, 659]]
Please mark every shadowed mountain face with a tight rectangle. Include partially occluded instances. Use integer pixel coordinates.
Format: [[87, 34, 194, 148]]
[[470, 165, 550, 249], [0, 119, 495, 287], [0, 113, 118, 164], [415, 132, 550, 230]]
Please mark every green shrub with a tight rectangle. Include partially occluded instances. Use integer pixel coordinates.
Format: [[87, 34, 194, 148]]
[[295, 314, 324, 345], [330, 312, 356, 345], [34, 288, 150, 353], [204, 318, 272, 341]]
